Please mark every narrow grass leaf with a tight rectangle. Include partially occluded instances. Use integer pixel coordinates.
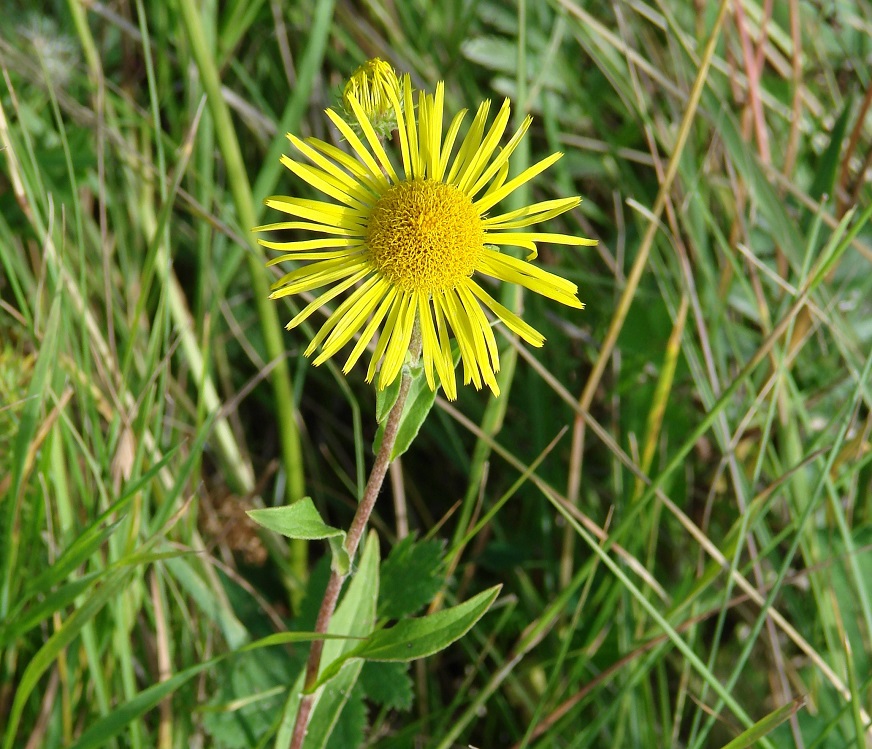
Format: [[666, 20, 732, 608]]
[[1, 297, 60, 617], [2, 567, 132, 749], [67, 631, 344, 749], [718, 696, 807, 749]]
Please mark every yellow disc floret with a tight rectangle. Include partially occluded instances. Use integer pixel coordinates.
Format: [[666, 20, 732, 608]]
[[367, 179, 485, 294]]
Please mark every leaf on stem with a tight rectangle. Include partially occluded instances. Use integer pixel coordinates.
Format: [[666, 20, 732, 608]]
[[247, 498, 350, 574]]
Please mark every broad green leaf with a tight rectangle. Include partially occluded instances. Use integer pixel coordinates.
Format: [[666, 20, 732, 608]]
[[316, 585, 500, 688], [379, 535, 444, 619], [360, 661, 414, 711], [274, 532, 380, 749], [201, 650, 293, 749], [719, 696, 807, 749], [247, 498, 341, 540], [373, 364, 436, 460], [305, 659, 365, 749], [248, 499, 350, 574], [375, 368, 402, 423], [351, 585, 499, 662]]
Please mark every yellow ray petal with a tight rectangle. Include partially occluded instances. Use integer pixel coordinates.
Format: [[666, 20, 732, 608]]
[[431, 293, 458, 400], [465, 280, 546, 346], [404, 79, 421, 179], [280, 156, 369, 210], [450, 287, 499, 394], [366, 290, 407, 383], [438, 292, 482, 389], [304, 137, 388, 194], [456, 99, 511, 195], [456, 280, 500, 371], [264, 248, 364, 266], [436, 108, 467, 181], [478, 250, 582, 307], [264, 196, 367, 229], [482, 197, 581, 229], [345, 93, 400, 184], [343, 285, 399, 373], [253, 220, 359, 235], [305, 275, 384, 357], [286, 268, 370, 331], [416, 294, 437, 391], [259, 237, 361, 254], [383, 76, 411, 179], [271, 257, 370, 298], [286, 133, 381, 202], [446, 99, 491, 186], [315, 277, 390, 361], [325, 107, 388, 182], [465, 115, 532, 200], [378, 290, 417, 389], [474, 151, 564, 214]]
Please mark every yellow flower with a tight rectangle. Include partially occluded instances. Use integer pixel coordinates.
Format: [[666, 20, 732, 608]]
[[341, 58, 401, 136], [257, 76, 596, 400]]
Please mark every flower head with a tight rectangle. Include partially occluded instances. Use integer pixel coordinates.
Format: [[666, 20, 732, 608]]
[[258, 76, 595, 400], [340, 58, 402, 137]]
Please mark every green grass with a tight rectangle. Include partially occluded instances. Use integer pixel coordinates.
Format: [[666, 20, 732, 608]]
[[2, 1, 871, 747]]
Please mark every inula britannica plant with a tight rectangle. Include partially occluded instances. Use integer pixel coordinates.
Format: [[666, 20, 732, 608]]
[[249, 59, 595, 748], [256, 60, 595, 400]]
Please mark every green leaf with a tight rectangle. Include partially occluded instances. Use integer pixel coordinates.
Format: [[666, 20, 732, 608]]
[[247, 498, 341, 540], [67, 631, 340, 749], [325, 682, 367, 748], [379, 535, 444, 619], [375, 370, 403, 424], [201, 653, 293, 749], [360, 661, 414, 712], [3, 566, 133, 749], [808, 98, 851, 203], [719, 696, 807, 749], [247, 498, 350, 575], [273, 532, 380, 749], [164, 555, 250, 650], [316, 585, 500, 688], [710, 100, 804, 267], [0, 573, 100, 647], [352, 585, 499, 662], [373, 365, 437, 460], [1, 297, 61, 619]]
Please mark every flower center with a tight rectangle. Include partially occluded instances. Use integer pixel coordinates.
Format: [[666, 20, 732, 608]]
[[367, 179, 484, 293]]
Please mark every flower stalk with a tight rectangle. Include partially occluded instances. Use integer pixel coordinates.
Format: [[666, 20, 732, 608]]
[[289, 330, 420, 749]]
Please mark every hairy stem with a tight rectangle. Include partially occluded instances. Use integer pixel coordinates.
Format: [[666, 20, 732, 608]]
[[289, 355, 417, 748]]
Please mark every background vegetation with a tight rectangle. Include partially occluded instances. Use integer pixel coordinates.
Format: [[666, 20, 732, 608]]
[[1, 0, 871, 747]]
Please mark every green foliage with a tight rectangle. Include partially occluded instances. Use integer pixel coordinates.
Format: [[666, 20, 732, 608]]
[[315, 585, 500, 688], [360, 662, 414, 712], [1, 0, 871, 747], [201, 655, 294, 749], [248, 498, 350, 574], [378, 534, 445, 619], [373, 364, 438, 460]]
